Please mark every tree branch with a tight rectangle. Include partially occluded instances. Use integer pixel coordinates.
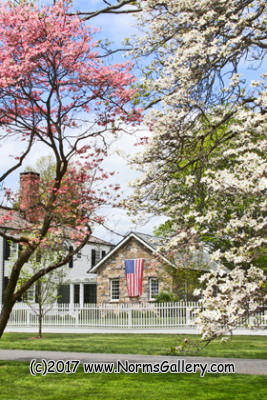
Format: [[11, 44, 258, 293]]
[[14, 231, 91, 301], [0, 132, 34, 183], [68, 0, 142, 20]]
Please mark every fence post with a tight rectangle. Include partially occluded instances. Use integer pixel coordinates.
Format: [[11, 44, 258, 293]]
[[186, 303, 190, 326], [27, 305, 30, 327], [128, 305, 132, 328], [75, 305, 79, 327], [248, 314, 254, 328]]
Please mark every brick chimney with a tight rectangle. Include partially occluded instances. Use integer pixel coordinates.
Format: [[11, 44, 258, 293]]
[[20, 171, 41, 222]]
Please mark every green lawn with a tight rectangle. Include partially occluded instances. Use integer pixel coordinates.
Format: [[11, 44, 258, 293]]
[[0, 361, 266, 400], [0, 333, 266, 359]]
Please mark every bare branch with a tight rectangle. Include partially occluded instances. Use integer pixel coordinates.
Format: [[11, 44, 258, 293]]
[[0, 230, 30, 245], [68, 0, 142, 20], [0, 132, 34, 183]]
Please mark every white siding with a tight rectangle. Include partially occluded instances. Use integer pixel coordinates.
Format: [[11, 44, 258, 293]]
[[60, 243, 112, 284], [0, 236, 4, 303]]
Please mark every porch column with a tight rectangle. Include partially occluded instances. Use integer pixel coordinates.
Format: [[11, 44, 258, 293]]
[[70, 283, 74, 305], [80, 283, 84, 307], [0, 237, 4, 306]]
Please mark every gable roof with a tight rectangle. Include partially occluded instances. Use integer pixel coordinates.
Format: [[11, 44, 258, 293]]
[[131, 232, 163, 249], [89, 231, 173, 273]]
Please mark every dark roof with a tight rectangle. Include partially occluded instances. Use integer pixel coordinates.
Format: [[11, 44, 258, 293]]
[[0, 207, 30, 230], [131, 232, 163, 250], [87, 235, 113, 246], [0, 206, 112, 246]]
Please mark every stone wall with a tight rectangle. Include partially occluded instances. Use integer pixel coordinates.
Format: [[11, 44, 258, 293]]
[[96, 237, 172, 304]]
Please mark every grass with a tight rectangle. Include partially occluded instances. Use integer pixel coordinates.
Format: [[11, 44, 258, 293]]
[[0, 335, 266, 399], [0, 333, 266, 359], [0, 361, 266, 400]]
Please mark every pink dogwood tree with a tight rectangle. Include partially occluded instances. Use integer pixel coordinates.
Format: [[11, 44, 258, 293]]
[[0, 0, 141, 336]]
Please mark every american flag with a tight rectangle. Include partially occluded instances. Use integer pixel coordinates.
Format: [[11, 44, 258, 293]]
[[124, 259, 144, 297]]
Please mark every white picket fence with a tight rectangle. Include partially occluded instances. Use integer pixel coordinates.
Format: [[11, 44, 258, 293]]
[[4, 302, 267, 330]]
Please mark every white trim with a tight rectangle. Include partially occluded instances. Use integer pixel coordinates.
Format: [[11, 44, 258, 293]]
[[149, 277, 159, 300], [110, 278, 120, 301], [79, 283, 84, 307]]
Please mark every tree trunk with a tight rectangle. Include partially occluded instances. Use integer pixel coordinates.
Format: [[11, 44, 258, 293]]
[[38, 303, 43, 339], [0, 299, 16, 338], [0, 245, 36, 338]]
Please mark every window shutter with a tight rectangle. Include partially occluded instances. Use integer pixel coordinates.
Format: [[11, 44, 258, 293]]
[[3, 239, 10, 260], [91, 249, 96, 268], [69, 246, 73, 268]]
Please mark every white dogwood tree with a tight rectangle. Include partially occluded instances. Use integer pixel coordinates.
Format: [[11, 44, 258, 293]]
[[126, 0, 267, 340]]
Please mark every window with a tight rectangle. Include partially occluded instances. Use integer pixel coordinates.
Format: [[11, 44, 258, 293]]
[[91, 248, 101, 268], [57, 285, 70, 304], [11, 242, 18, 257], [110, 279, 120, 301], [149, 278, 159, 300], [84, 284, 97, 304], [22, 285, 35, 303], [5, 241, 18, 259], [101, 250, 106, 259]]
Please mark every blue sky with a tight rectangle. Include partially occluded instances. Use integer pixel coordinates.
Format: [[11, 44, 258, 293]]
[[37, 0, 139, 52]]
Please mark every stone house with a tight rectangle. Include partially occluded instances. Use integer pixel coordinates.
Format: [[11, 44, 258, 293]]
[[90, 232, 174, 304]]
